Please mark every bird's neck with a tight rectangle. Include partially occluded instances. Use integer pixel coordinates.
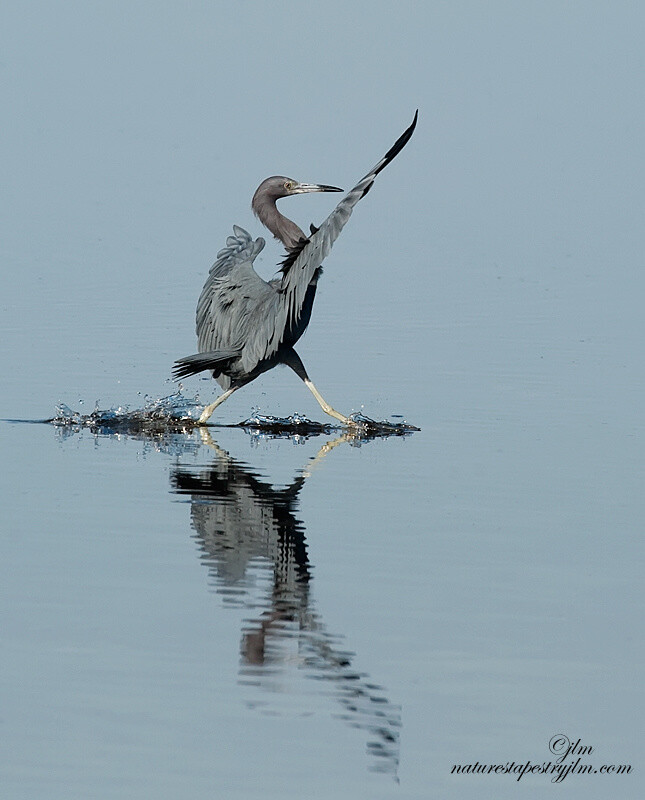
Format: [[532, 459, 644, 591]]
[[255, 201, 306, 251]]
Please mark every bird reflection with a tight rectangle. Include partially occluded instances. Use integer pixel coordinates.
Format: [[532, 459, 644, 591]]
[[171, 431, 401, 776]]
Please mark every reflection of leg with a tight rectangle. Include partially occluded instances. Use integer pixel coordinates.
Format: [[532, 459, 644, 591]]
[[199, 386, 237, 424], [197, 427, 231, 461], [283, 349, 353, 426], [302, 432, 355, 478]]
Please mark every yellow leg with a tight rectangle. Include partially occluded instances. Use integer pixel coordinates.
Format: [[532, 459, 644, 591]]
[[198, 386, 237, 424], [303, 379, 354, 426]]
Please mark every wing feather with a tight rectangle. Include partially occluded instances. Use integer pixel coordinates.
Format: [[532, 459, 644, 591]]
[[196, 226, 275, 367], [265, 111, 418, 361]]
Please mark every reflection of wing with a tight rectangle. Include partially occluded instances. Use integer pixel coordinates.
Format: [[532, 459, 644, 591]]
[[172, 459, 307, 592], [269, 111, 419, 362]]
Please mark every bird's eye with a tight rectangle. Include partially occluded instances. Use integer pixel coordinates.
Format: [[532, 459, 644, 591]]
[[284, 181, 293, 191]]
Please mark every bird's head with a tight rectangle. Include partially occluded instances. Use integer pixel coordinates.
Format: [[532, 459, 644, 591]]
[[251, 177, 343, 250], [253, 176, 343, 204]]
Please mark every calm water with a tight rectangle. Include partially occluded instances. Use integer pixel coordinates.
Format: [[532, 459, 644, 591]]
[[1, 4, 643, 798], [2, 275, 641, 797]]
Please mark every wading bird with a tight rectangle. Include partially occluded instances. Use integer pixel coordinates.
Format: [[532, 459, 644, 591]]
[[173, 112, 418, 425]]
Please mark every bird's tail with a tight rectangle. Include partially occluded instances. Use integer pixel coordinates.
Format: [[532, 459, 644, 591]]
[[172, 349, 240, 380]]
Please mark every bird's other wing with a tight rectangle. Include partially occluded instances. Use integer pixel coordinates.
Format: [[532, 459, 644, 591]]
[[276, 110, 418, 342], [196, 225, 270, 355]]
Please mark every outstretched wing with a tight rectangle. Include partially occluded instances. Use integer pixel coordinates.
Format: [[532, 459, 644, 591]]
[[193, 224, 295, 380], [265, 111, 418, 362], [196, 224, 270, 356]]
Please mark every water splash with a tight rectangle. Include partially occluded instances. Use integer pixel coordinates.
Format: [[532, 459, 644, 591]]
[[48, 388, 203, 442], [49, 392, 205, 456], [49, 392, 419, 440], [237, 412, 419, 444], [52, 390, 203, 434], [346, 411, 420, 434], [240, 412, 334, 438]]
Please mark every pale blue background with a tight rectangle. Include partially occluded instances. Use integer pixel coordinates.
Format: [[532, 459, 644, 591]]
[[1, 2, 643, 798]]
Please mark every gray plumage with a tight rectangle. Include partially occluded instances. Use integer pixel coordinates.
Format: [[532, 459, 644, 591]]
[[173, 111, 418, 424]]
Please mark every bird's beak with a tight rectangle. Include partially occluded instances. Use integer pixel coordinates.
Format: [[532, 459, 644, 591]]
[[293, 182, 344, 194]]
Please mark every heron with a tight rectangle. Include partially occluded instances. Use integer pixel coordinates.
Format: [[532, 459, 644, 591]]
[[173, 111, 418, 425]]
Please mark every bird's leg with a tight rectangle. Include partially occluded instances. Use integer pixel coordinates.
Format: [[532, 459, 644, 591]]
[[303, 380, 353, 425], [198, 386, 238, 424], [283, 349, 354, 427]]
